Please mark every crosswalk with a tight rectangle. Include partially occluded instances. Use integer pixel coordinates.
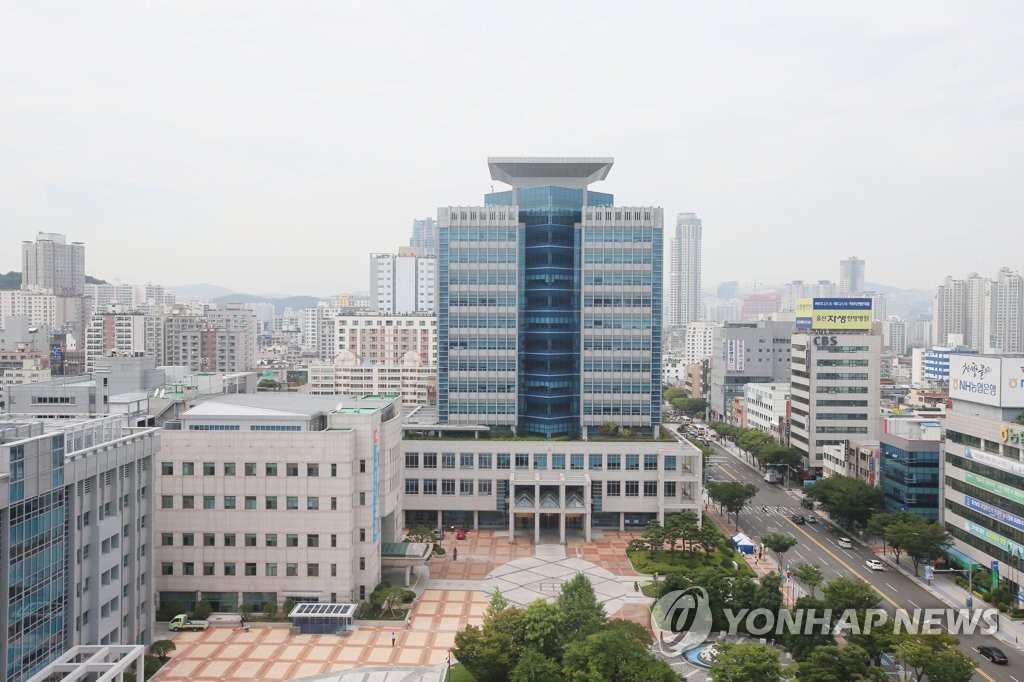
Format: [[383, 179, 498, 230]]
[[756, 505, 801, 516]]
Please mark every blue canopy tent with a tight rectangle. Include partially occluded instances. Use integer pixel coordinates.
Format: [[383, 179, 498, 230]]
[[732, 533, 755, 555]]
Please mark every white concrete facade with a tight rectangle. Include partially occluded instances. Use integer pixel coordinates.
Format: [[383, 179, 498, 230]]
[[789, 331, 881, 473], [309, 350, 435, 406], [369, 251, 437, 315], [154, 395, 404, 612], [683, 321, 718, 365], [320, 314, 437, 366], [743, 382, 790, 441], [400, 437, 703, 540], [668, 213, 702, 328]]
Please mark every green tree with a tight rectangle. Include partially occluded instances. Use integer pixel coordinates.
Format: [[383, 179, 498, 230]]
[[522, 600, 564, 661], [921, 648, 976, 682], [406, 526, 437, 544], [640, 518, 666, 555], [557, 573, 606, 641], [751, 572, 784, 637], [454, 606, 526, 682], [510, 648, 563, 682], [901, 521, 954, 576], [865, 511, 919, 556], [793, 562, 824, 598], [486, 588, 510, 621], [779, 596, 835, 662], [762, 533, 798, 568], [706, 481, 759, 530], [694, 522, 722, 561], [806, 476, 884, 529], [149, 639, 176, 662], [709, 642, 785, 682], [191, 599, 213, 620], [562, 627, 677, 682], [795, 644, 887, 681], [821, 577, 881, 616]]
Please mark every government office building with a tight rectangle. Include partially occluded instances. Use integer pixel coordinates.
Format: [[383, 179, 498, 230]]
[[942, 354, 1024, 591], [408, 157, 701, 538], [0, 415, 159, 682]]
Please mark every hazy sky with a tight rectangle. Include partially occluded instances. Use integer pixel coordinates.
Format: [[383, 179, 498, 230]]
[[2, 2, 1022, 296]]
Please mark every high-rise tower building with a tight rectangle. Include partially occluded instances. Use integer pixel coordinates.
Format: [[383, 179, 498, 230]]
[[839, 256, 865, 295], [21, 232, 86, 297], [410, 218, 438, 256], [668, 213, 702, 327], [369, 249, 437, 314], [438, 157, 663, 438]]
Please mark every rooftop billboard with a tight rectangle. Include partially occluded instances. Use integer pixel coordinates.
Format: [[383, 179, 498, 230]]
[[948, 354, 1024, 408], [796, 297, 873, 331]]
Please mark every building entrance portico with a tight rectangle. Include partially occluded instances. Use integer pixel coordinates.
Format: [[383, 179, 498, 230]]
[[509, 472, 592, 544]]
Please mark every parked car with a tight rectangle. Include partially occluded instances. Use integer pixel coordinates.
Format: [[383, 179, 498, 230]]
[[978, 646, 1008, 664], [791, 514, 806, 525], [456, 528, 467, 540], [800, 497, 815, 509], [837, 537, 853, 549], [865, 559, 885, 571]]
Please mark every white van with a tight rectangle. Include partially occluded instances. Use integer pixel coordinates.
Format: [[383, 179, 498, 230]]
[[837, 537, 853, 549]]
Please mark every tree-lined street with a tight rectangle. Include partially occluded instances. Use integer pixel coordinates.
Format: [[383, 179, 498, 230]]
[[700, 432, 1024, 682]]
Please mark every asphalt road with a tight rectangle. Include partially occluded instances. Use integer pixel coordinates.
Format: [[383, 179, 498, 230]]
[[704, 438, 1023, 682]]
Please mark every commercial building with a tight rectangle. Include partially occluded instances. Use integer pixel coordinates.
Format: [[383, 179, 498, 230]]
[[150, 304, 259, 373], [319, 313, 437, 367], [683, 321, 718, 365], [708, 320, 794, 422], [6, 355, 166, 423], [369, 248, 437, 315], [0, 415, 159, 682], [438, 157, 663, 438], [84, 308, 146, 372], [883, 316, 908, 356], [309, 350, 435, 406], [789, 328, 881, 475], [410, 217, 438, 257], [21, 232, 86, 297], [155, 394, 407, 612], [839, 256, 865, 295], [667, 213, 702, 328], [941, 354, 1024, 595], [781, 280, 837, 312], [880, 417, 942, 521], [744, 383, 790, 442]]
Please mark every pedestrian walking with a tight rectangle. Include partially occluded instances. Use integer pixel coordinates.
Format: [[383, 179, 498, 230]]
[[391, 632, 396, 647], [453, 548, 458, 561]]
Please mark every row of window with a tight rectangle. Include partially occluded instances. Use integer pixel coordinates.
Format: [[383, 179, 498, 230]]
[[162, 461, 346, 477], [403, 478, 679, 498], [160, 495, 340, 511], [160, 530, 363, 547], [161, 561, 344, 577], [404, 452, 678, 472]]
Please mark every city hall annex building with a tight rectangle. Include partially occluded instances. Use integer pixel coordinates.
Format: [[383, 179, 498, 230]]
[[154, 394, 702, 612]]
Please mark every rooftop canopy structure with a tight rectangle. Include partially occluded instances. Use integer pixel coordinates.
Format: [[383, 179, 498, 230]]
[[487, 156, 614, 190]]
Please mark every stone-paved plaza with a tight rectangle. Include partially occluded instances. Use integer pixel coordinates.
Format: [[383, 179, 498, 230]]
[[153, 530, 718, 681]]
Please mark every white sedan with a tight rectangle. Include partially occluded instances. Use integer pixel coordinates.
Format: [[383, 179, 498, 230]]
[[865, 559, 885, 571]]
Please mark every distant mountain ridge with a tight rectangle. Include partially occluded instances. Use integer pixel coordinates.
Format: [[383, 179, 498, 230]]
[[0, 271, 107, 289], [211, 293, 322, 315]]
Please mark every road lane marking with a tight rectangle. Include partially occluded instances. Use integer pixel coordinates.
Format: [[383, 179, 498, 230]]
[[908, 600, 919, 609], [782, 516, 898, 608], [781, 517, 999, 682], [885, 582, 897, 592]]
